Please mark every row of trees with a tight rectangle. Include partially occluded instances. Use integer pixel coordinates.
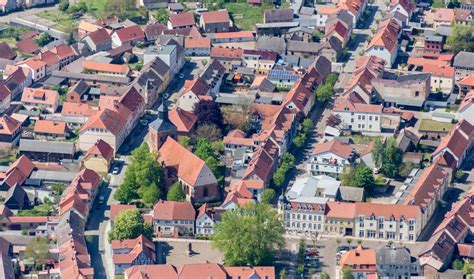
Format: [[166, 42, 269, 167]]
[[293, 119, 314, 148], [114, 143, 165, 205], [273, 153, 295, 188]]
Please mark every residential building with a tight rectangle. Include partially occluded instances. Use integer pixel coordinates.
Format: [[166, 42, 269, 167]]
[[354, 202, 422, 242], [21, 87, 59, 113], [168, 12, 195, 29], [210, 31, 255, 44], [33, 120, 67, 140], [459, 90, 474, 124], [143, 44, 180, 74], [431, 120, 474, 169], [199, 59, 226, 96], [51, 44, 76, 69], [366, 18, 400, 67], [242, 49, 278, 74], [17, 58, 46, 81], [184, 36, 211, 56], [315, 6, 339, 28], [158, 137, 219, 203], [111, 25, 145, 47], [453, 51, 474, 81], [423, 64, 455, 94], [0, 42, 16, 60], [0, 155, 36, 191], [177, 77, 210, 112], [195, 203, 225, 235], [0, 115, 21, 146], [307, 139, 355, 177], [372, 73, 431, 109], [210, 47, 243, 71], [389, 0, 416, 20], [112, 235, 156, 275], [79, 87, 145, 152], [454, 9, 473, 25], [377, 245, 420, 278], [324, 201, 356, 236], [334, 97, 383, 133], [82, 28, 112, 52], [152, 200, 195, 236], [433, 8, 454, 29], [0, 237, 13, 279], [339, 246, 377, 278], [81, 139, 114, 175], [16, 37, 39, 55], [144, 23, 166, 41], [288, 175, 341, 201], [283, 80, 315, 117], [137, 0, 167, 9], [132, 57, 171, 107], [424, 35, 444, 54], [199, 10, 231, 33]]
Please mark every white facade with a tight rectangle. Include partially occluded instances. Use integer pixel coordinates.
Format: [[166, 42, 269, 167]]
[[307, 152, 351, 177], [460, 103, 474, 125], [334, 110, 382, 133], [185, 47, 210, 57], [19, 64, 46, 81], [355, 215, 420, 242], [366, 46, 397, 68], [279, 200, 327, 236], [195, 214, 216, 235]]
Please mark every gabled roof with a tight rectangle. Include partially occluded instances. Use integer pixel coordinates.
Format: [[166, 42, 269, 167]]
[[340, 246, 377, 267], [83, 61, 129, 75], [114, 25, 145, 43], [109, 204, 136, 221], [367, 18, 400, 53], [159, 137, 217, 186], [153, 200, 195, 221], [0, 115, 21, 136], [61, 102, 97, 117], [168, 108, 197, 133], [211, 47, 243, 59], [183, 77, 210, 96], [51, 44, 75, 60], [355, 202, 420, 219], [0, 42, 16, 60], [201, 10, 230, 24], [16, 38, 39, 54], [1, 155, 35, 188], [33, 120, 66, 135], [422, 64, 454, 79], [144, 23, 166, 38], [313, 139, 353, 159], [169, 12, 195, 27], [21, 87, 59, 107], [86, 28, 111, 46], [283, 80, 312, 112], [85, 139, 114, 161], [390, 0, 416, 14], [177, 263, 227, 279], [112, 235, 156, 264]]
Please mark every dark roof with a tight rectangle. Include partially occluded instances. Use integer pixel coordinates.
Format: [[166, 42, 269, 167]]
[[243, 49, 278, 60], [454, 51, 474, 68], [144, 23, 167, 39], [0, 237, 14, 279], [256, 36, 286, 53], [264, 8, 294, 23], [5, 185, 29, 209], [0, 43, 16, 60], [69, 79, 89, 97], [376, 246, 411, 265], [19, 139, 75, 155]]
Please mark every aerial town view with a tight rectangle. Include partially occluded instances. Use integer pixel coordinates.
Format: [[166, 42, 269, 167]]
[[0, 0, 473, 277]]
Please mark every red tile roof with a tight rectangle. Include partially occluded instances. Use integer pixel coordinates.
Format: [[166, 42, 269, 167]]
[[51, 44, 75, 60], [460, 90, 474, 112], [340, 246, 377, 267], [183, 77, 210, 96], [283, 80, 312, 112], [211, 47, 243, 59], [109, 204, 136, 221], [114, 25, 145, 43], [0, 115, 21, 136], [85, 139, 114, 161], [16, 38, 39, 54], [21, 87, 59, 107], [459, 76, 474, 87], [169, 12, 195, 27], [313, 139, 354, 159], [367, 18, 400, 53], [61, 102, 97, 117], [83, 61, 129, 75], [0, 42, 16, 60], [1, 155, 35, 188], [325, 201, 357, 219], [125, 265, 178, 279], [87, 28, 111, 46], [168, 107, 197, 133], [153, 200, 195, 221], [434, 8, 455, 23], [184, 36, 210, 49], [177, 263, 227, 279], [213, 31, 254, 39], [422, 64, 454, 79], [355, 202, 420, 219], [112, 235, 156, 264], [201, 10, 230, 24], [33, 120, 66, 135]]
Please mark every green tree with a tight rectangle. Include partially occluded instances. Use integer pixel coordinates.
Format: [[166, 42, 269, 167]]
[[381, 138, 403, 178], [272, 153, 295, 188], [455, 170, 464, 182], [212, 203, 285, 266], [167, 181, 186, 201], [279, 269, 287, 279], [178, 136, 190, 148], [302, 118, 313, 132], [320, 272, 330, 279], [25, 237, 50, 269], [315, 83, 333, 103], [195, 123, 223, 142], [261, 188, 276, 204], [354, 166, 375, 192], [155, 8, 169, 24], [58, 0, 69, 11], [109, 209, 153, 241], [194, 138, 224, 184], [35, 33, 51, 47], [463, 262, 474, 275], [342, 267, 354, 279], [340, 167, 356, 186], [114, 143, 164, 204], [446, 24, 474, 54], [399, 161, 415, 178], [372, 138, 384, 168], [297, 239, 306, 271], [453, 259, 464, 270], [52, 183, 66, 196]]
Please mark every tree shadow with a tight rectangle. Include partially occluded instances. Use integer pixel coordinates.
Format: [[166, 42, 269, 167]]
[[156, 241, 174, 264]]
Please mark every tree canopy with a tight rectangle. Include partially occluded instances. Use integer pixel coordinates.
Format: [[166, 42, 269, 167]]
[[25, 237, 50, 269], [194, 100, 224, 129], [194, 138, 224, 184], [167, 181, 186, 201], [371, 138, 384, 168], [381, 137, 403, 178], [315, 73, 338, 103], [261, 188, 276, 204], [446, 24, 474, 54], [354, 166, 375, 191], [155, 8, 169, 24], [212, 203, 285, 266], [109, 209, 153, 241], [273, 153, 295, 188], [114, 143, 164, 205]]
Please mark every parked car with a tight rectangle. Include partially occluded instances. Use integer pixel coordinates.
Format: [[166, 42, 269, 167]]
[[112, 166, 120, 175], [98, 195, 105, 204]]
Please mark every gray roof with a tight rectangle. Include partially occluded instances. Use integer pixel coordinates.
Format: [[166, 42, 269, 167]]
[[454, 51, 474, 68], [287, 40, 322, 54], [149, 104, 177, 132], [425, 35, 443, 42], [19, 139, 75, 155], [256, 36, 287, 53], [376, 246, 411, 265], [168, 2, 184, 10], [256, 22, 299, 29], [145, 44, 175, 55], [56, 210, 86, 250], [397, 73, 431, 83], [52, 71, 130, 84], [29, 170, 77, 183], [5, 185, 28, 208], [288, 26, 313, 34], [299, 6, 315, 16], [435, 25, 452, 37], [264, 8, 294, 23], [215, 93, 254, 105], [0, 237, 13, 279], [339, 186, 364, 202]]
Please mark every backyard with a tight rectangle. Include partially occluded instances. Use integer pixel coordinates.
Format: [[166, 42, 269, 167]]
[[418, 119, 454, 132], [37, 10, 77, 32], [224, 2, 288, 31]]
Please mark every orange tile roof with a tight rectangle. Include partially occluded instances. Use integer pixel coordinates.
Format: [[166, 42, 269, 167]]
[[213, 31, 254, 39], [460, 90, 474, 112], [85, 139, 114, 161], [158, 137, 214, 186], [183, 77, 210, 96], [125, 265, 178, 279], [168, 107, 197, 133], [283, 80, 312, 112], [422, 64, 454, 79], [80, 108, 126, 136], [109, 204, 137, 221], [224, 266, 275, 278], [184, 36, 210, 49], [355, 202, 420, 219], [407, 57, 450, 67], [169, 12, 195, 27], [153, 200, 195, 221], [459, 76, 474, 87], [434, 8, 455, 23], [21, 87, 59, 107], [78, 20, 102, 33], [19, 57, 46, 70], [114, 25, 145, 43], [317, 6, 339, 14], [0, 115, 21, 136], [313, 139, 354, 159], [201, 10, 230, 24], [112, 235, 156, 264], [340, 245, 377, 267], [33, 120, 67, 135], [211, 47, 243, 59], [325, 201, 356, 219], [83, 61, 129, 75], [367, 18, 400, 53], [61, 102, 97, 117]]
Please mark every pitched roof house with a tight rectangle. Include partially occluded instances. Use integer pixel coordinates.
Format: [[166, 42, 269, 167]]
[[0, 42, 16, 60], [158, 137, 219, 202], [152, 200, 195, 236], [168, 12, 196, 29], [81, 139, 114, 175], [432, 120, 474, 169], [112, 235, 156, 275], [199, 10, 231, 33], [111, 25, 145, 47], [366, 18, 400, 67], [21, 87, 59, 113]]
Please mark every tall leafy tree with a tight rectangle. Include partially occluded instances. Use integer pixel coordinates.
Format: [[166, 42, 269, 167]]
[[167, 181, 186, 201], [261, 188, 276, 204], [114, 143, 164, 204], [371, 138, 384, 168], [194, 100, 224, 129], [354, 166, 375, 192], [194, 138, 224, 184], [381, 138, 403, 178], [213, 203, 285, 266], [446, 24, 474, 54], [25, 237, 50, 269], [109, 209, 153, 241]]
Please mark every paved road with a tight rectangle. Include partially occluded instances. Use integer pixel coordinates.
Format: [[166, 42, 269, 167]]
[[0, 5, 58, 23]]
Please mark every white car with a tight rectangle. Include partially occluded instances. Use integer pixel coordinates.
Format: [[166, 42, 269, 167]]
[[112, 166, 120, 175]]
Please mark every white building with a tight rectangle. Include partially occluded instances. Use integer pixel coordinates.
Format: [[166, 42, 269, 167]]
[[278, 195, 328, 236], [287, 176, 341, 201], [307, 139, 355, 177], [333, 98, 383, 133], [366, 19, 400, 68]]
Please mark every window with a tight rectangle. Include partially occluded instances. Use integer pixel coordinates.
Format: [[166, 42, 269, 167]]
[[409, 234, 414, 241], [359, 230, 364, 237]]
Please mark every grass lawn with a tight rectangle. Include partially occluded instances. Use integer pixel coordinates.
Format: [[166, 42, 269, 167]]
[[418, 119, 453, 132], [351, 134, 378, 144], [432, 0, 444, 8], [84, 0, 108, 17], [37, 10, 77, 32], [224, 2, 273, 31], [0, 38, 18, 48]]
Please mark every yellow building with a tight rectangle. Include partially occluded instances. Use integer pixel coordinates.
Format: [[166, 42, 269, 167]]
[[324, 201, 356, 236], [81, 139, 114, 175]]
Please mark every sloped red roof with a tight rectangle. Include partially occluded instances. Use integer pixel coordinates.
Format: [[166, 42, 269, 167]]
[[169, 12, 195, 27], [313, 139, 353, 159], [85, 139, 114, 161], [201, 10, 230, 24], [168, 108, 197, 133], [153, 200, 195, 221]]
